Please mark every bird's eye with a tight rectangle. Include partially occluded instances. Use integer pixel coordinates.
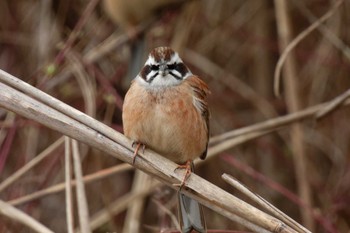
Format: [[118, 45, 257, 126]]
[[150, 65, 159, 71], [167, 63, 176, 70]]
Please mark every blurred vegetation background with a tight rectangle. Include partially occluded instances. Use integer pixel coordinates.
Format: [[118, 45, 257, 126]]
[[0, 0, 349, 232]]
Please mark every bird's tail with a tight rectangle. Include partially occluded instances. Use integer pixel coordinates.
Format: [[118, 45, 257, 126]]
[[177, 163, 206, 233]]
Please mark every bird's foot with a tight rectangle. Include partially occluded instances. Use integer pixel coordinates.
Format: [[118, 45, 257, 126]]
[[173, 160, 192, 190], [131, 141, 145, 164]]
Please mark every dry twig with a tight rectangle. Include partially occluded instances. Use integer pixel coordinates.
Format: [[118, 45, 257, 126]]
[[72, 139, 91, 233], [274, 0, 312, 228], [64, 137, 74, 233], [0, 137, 64, 192], [9, 163, 132, 206], [273, 0, 344, 97], [0, 199, 54, 233], [222, 174, 310, 233]]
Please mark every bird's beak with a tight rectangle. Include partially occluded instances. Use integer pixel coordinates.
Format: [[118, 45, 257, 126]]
[[159, 64, 169, 76]]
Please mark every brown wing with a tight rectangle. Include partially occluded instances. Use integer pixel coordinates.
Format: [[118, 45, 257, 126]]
[[186, 76, 210, 160]]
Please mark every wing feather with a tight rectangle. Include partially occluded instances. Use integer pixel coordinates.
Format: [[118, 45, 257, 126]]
[[186, 76, 210, 160]]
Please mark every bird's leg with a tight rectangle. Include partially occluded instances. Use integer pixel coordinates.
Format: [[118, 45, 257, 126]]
[[173, 160, 192, 190], [131, 141, 145, 164]]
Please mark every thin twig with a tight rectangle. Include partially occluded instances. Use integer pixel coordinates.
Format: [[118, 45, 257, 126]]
[[9, 163, 132, 206], [316, 88, 350, 120], [83, 20, 153, 64], [45, 20, 153, 101], [273, 0, 344, 97], [206, 130, 274, 160], [152, 197, 181, 231], [0, 199, 54, 233], [65, 137, 74, 233], [275, 0, 312, 229], [122, 171, 153, 233], [0, 137, 64, 192], [0, 118, 16, 173], [293, 0, 350, 61], [72, 139, 91, 233], [87, 182, 160, 232], [0, 112, 15, 153], [54, 0, 100, 65], [209, 95, 350, 147], [183, 49, 277, 118], [222, 174, 310, 233], [66, 51, 96, 118], [220, 154, 337, 233]]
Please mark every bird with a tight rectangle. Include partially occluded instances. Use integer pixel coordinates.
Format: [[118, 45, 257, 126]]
[[122, 46, 209, 233]]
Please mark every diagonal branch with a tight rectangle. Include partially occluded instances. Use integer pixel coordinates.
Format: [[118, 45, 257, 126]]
[[0, 69, 298, 232]]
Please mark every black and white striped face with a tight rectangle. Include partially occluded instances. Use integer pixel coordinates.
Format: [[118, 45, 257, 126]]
[[137, 47, 192, 87]]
